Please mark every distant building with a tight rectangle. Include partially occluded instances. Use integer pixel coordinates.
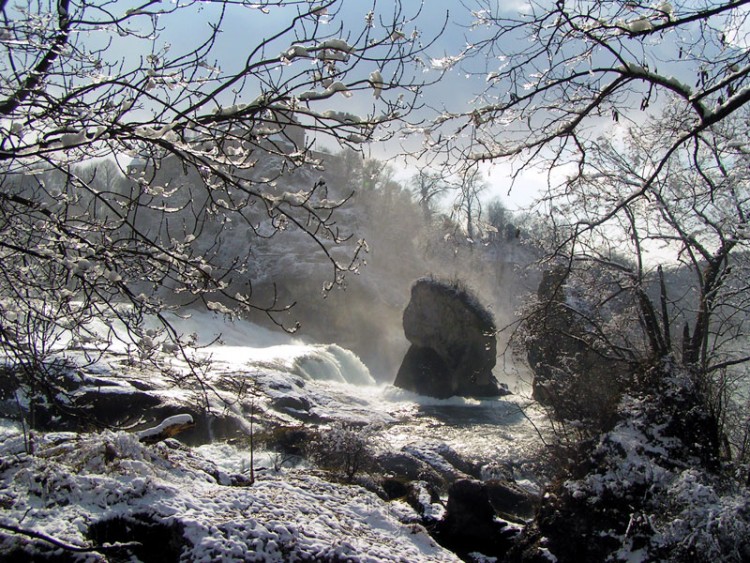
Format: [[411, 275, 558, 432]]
[[241, 108, 307, 156]]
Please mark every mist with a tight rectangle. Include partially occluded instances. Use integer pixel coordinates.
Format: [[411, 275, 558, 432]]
[[239, 148, 542, 384]]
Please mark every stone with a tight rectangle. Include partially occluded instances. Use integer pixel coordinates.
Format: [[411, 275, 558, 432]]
[[271, 395, 311, 415], [394, 277, 508, 398], [405, 480, 444, 524], [88, 512, 188, 563], [437, 479, 518, 558], [485, 479, 539, 522], [379, 477, 410, 501], [0, 368, 244, 445]]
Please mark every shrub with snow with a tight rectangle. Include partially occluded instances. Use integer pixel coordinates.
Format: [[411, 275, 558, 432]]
[[307, 422, 379, 482], [525, 369, 750, 562]]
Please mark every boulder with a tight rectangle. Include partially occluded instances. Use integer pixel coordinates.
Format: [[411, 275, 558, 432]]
[[0, 368, 245, 445], [405, 480, 445, 525], [394, 277, 508, 398], [88, 512, 188, 563], [486, 479, 539, 522], [437, 479, 518, 558]]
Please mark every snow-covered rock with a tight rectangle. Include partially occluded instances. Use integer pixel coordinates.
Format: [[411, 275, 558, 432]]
[[523, 370, 750, 562], [0, 310, 549, 561]]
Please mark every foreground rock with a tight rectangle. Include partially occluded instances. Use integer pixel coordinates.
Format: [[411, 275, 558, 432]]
[[395, 277, 509, 399], [0, 365, 245, 445], [0, 430, 458, 562], [436, 479, 520, 559]]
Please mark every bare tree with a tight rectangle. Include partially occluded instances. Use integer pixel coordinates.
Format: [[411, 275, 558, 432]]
[[452, 168, 489, 242], [421, 1, 750, 469], [410, 169, 449, 222], [432, 0, 750, 192], [0, 0, 445, 414], [517, 106, 750, 467]]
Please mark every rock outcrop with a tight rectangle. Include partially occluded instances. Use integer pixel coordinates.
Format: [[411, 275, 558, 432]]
[[394, 277, 508, 398], [509, 370, 738, 562]]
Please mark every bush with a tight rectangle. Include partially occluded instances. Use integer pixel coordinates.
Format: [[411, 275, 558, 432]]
[[307, 422, 377, 482]]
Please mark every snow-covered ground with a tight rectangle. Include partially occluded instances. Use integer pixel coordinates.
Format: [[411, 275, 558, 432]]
[[0, 310, 548, 561], [0, 422, 458, 562]]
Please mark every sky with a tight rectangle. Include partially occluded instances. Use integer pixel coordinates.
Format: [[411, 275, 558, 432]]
[[10, 1, 750, 212], [142, 0, 544, 209], [72, 0, 750, 213]]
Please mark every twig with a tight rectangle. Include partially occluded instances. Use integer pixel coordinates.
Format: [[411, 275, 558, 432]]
[[136, 413, 194, 444], [0, 522, 141, 553], [513, 401, 550, 447]]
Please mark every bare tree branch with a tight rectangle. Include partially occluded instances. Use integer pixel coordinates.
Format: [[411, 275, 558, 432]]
[[0, 521, 141, 554]]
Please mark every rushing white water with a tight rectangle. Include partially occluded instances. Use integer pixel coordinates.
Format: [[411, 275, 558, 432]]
[[204, 342, 375, 386], [26, 308, 547, 487], [183, 310, 548, 480]]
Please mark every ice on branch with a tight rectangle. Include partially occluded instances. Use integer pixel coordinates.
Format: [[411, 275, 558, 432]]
[[212, 98, 264, 116], [60, 132, 87, 147], [656, 2, 673, 18], [369, 70, 384, 99], [206, 301, 233, 315], [321, 110, 362, 123], [283, 45, 311, 60], [430, 55, 462, 71], [619, 16, 654, 33], [135, 123, 179, 142], [299, 82, 352, 101], [328, 82, 352, 97], [316, 39, 356, 54]]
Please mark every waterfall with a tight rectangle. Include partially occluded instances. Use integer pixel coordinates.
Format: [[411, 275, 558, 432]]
[[291, 344, 375, 386]]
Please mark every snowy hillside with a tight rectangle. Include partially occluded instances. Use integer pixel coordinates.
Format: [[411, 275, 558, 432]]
[[3, 305, 747, 562]]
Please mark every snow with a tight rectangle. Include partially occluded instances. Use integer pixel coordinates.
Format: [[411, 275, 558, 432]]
[[430, 56, 463, 71], [298, 82, 352, 101], [369, 69, 384, 99], [136, 413, 194, 441], [0, 430, 459, 562], [656, 2, 673, 17], [60, 131, 86, 147], [282, 45, 310, 60], [316, 38, 356, 54], [558, 384, 750, 561], [321, 109, 362, 123], [626, 16, 654, 33]]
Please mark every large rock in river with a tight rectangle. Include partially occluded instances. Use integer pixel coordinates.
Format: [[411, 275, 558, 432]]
[[394, 278, 508, 398]]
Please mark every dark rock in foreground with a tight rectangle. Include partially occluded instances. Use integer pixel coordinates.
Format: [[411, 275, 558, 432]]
[[436, 478, 519, 559], [394, 277, 509, 399]]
